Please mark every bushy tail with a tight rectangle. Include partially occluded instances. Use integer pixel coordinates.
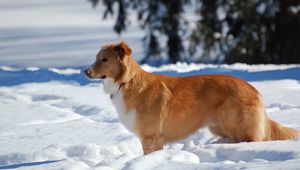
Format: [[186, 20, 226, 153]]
[[265, 119, 299, 141]]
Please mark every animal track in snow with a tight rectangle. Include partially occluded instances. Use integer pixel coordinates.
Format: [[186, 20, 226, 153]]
[[72, 105, 101, 116], [31, 94, 65, 101], [267, 103, 300, 112], [184, 143, 296, 163]]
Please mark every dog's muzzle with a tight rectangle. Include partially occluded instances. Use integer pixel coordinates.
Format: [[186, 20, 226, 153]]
[[84, 68, 92, 78], [84, 68, 106, 79]]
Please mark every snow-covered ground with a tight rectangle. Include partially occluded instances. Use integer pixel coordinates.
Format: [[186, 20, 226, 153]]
[[0, 0, 143, 68], [1, 0, 300, 169], [0, 65, 300, 170]]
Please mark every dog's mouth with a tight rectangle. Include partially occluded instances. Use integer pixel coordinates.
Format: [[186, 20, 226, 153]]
[[83, 68, 107, 80], [85, 74, 106, 80], [100, 75, 107, 79]]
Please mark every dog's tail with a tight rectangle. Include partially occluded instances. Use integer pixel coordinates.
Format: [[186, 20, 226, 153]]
[[265, 118, 299, 141]]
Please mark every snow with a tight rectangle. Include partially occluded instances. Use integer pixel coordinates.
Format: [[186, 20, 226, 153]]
[[0, 67, 300, 170], [123, 150, 200, 170], [1, 0, 300, 169], [0, 0, 144, 68], [142, 62, 300, 73], [48, 68, 81, 75]]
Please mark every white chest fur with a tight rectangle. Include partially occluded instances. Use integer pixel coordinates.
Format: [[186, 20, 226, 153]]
[[103, 78, 137, 133]]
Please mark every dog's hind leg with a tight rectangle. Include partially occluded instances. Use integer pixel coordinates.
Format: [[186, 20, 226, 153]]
[[216, 104, 266, 142]]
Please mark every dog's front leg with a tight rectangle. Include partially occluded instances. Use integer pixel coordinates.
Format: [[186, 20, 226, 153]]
[[141, 135, 164, 155]]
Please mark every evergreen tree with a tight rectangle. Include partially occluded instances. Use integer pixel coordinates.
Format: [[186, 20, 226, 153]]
[[88, 0, 300, 64], [190, 0, 300, 64], [89, 0, 186, 64], [88, 0, 128, 34], [268, 0, 300, 64]]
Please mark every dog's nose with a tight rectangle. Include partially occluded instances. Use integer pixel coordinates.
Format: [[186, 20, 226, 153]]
[[84, 68, 91, 76]]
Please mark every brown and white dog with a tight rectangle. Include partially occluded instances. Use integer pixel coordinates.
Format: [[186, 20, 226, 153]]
[[84, 41, 299, 155]]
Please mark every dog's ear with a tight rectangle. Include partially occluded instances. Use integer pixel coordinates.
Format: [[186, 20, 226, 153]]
[[115, 41, 132, 60]]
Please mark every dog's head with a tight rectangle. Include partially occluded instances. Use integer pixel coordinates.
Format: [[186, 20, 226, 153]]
[[84, 41, 132, 80]]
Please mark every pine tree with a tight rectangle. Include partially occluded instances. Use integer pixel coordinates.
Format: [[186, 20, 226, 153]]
[[267, 0, 300, 63], [89, 0, 186, 64], [190, 0, 300, 64], [89, 0, 300, 64]]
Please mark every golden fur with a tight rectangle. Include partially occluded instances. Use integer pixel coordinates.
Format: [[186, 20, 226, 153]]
[[84, 41, 299, 154]]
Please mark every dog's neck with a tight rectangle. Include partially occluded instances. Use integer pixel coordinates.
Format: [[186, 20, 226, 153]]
[[116, 55, 147, 84], [103, 78, 124, 95], [104, 56, 150, 98], [121, 56, 144, 81]]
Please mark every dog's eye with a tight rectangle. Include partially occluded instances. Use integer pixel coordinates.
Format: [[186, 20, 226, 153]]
[[102, 58, 108, 62]]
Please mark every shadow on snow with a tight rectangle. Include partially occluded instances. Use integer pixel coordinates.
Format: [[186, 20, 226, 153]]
[[0, 67, 300, 86], [0, 159, 64, 169]]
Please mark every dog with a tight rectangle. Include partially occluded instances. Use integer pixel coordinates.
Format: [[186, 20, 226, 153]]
[[84, 41, 299, 155]]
